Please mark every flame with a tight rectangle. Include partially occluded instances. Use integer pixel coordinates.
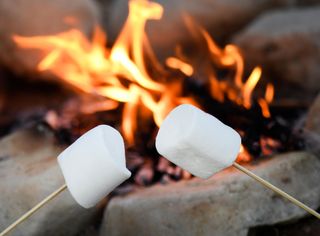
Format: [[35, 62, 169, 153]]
[[257, 83, 274, 118], [166, 57, 194, 76], [13, 0, 274, 146], [243, 67, 262, 109], [199, 27, 274, 115]]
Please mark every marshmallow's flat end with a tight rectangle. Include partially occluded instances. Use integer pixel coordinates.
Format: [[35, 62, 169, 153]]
[[156, 104, 196, 156], [156, 104, 241, 179], [58, 125, 131, 208]]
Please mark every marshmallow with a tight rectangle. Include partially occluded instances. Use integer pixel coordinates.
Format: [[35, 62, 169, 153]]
[[156, 104, 241, 179], [57, 125, 131, 208]]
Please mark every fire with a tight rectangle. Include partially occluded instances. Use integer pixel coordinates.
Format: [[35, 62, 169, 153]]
[[13, 0, 274, 146], [200, 28, 274, 113], [166, 57, 194, 76]]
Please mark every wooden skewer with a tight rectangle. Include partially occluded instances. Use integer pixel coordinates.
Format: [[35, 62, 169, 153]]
[[233, 163, 320, 219], [0, 184, 67, 236]]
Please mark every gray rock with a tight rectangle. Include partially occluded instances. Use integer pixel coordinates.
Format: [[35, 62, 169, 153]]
[[306, 93, 320, 134], [0, 125, 100, 236], [233, 7, 320, 92], [101, 152, 320, 236], [274, 0, 320, 6], [105, 0, 276, 59], [305, 93, 320, 154], [0, 0, 99, 76]]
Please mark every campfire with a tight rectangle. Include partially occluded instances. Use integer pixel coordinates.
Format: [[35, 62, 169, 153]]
[[7, 0, 301, 187], [0, 0, 319, 235]]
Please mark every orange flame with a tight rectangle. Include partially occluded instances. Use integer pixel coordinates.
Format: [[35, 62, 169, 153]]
[[166, 57, 194, 76], [199, 27, 274, 114], [13, 0, 274, 147]]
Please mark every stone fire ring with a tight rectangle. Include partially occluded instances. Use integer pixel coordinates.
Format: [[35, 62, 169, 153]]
[[101, 152, 320, 236]]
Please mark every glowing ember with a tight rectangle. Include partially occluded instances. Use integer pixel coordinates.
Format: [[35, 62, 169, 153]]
[[237, 145, 252, 163], [12, 0, 274, 150]]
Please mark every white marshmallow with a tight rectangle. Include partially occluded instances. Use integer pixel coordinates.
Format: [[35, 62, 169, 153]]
[[156, 104, 241, 179], [57, 125, 131, 208]]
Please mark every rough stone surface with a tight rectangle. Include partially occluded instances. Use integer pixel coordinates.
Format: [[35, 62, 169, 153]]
[[105, 0, 276, 59], [233, 7, 320, 92], [101, 152, 320, 236], [306, 93, 320, 134], [0, 0, 99, 75], [0, 125, 100, 236], [305, 93, 320, 155], [275, 0, 320, 6]]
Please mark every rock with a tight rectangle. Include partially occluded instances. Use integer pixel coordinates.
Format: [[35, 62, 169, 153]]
[[232, 7, 320, 92], [101, 152, 320, 236], [0, 0, 99, 75], [0, 125, 100, 236], [104, 0, 276, 59], [306, 93, 320, 134], [275, 0, 320, 6], [305, 93, 320, 154]]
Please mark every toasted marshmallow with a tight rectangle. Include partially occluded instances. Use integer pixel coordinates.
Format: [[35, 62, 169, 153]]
[[156, 104, 241, 179], [57, 125, 131, 208]]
